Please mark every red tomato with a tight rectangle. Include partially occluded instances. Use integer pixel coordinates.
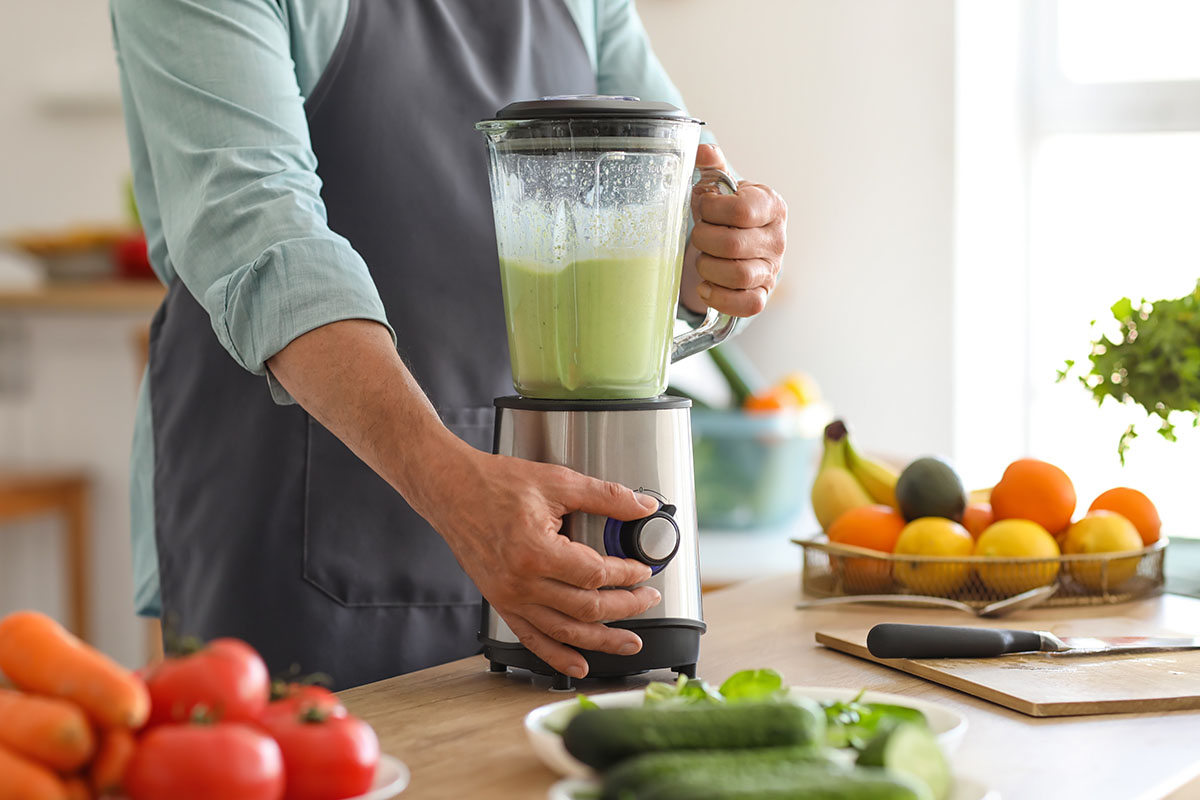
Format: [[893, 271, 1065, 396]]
[[262, 711, 379, 800], [260, 684, 347, 728], [124, 722, 284, 800], [145, 638, 270, 726]]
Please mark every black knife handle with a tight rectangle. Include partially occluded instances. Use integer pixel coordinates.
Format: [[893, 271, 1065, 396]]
[[866, 624, 1044, 659]]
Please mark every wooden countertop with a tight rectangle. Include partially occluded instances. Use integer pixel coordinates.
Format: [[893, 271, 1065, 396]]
[[339, 575, 1200, 800], [0, 280, 164, 312]]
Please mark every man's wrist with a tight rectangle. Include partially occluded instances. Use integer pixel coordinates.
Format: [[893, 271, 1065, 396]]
[[378, 410, 476, 519]]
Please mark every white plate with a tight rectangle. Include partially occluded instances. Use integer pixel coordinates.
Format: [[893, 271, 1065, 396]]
[[346, 754, 410, 800], [525, 686, 968, 779], [548, 773, 999, 800]]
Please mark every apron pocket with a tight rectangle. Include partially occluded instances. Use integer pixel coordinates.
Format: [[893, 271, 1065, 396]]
[[301, 406, 494, 607]]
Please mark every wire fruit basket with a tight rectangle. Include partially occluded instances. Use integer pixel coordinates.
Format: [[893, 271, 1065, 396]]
[[794, 536, 1167, 608]]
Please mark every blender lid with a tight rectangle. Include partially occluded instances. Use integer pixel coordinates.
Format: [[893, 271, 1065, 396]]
[[490, 94, 701, 123]]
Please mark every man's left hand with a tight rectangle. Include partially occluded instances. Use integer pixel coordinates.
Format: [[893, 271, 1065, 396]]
[[681, 144, 787, 318]]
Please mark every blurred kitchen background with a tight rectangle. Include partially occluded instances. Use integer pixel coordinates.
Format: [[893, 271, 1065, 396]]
[[2, 0, 1198, 667]]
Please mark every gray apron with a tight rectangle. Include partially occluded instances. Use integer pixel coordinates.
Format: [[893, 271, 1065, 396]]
[[149, 0, 596, 690]]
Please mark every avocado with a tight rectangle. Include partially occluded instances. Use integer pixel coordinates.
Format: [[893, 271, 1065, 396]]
[[895, 458, 967, 522]]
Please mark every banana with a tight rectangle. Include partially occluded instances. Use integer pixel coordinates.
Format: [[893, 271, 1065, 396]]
[[969, 486, 993, 504], [844, 437, 899, 509], [811, 421, 874, 530]]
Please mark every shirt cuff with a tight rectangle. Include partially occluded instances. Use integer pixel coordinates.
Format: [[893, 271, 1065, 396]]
[[202, 237, 396, 405]]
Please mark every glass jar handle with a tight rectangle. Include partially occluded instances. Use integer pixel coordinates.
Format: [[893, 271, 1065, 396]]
[[670, 168, 741, 364]]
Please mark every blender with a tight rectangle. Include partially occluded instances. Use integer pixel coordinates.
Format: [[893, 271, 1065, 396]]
[[476, 96, 738, 689]]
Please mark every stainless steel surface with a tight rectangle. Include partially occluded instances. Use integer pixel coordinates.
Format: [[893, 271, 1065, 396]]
[[1039, 632, 1200, 657], [640, 517, 678, 561], [794, 583, 1058, 618], [669, 169, 741, 363], [485, 403, 704, 644]]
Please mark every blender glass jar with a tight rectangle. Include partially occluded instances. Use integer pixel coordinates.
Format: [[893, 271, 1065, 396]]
[[478, 96, 733, 400]]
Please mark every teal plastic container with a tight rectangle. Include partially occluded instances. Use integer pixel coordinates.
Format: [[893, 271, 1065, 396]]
[[690, 408, 824, 530]]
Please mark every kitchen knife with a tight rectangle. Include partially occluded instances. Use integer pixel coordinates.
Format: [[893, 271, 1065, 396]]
[[866, 623, 1200, 659]]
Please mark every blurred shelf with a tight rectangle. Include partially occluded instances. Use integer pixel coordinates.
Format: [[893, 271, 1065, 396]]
[[0, 281, 164, 313]]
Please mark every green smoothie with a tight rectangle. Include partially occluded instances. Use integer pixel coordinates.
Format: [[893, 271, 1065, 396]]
[[499, 254, 682, 399]]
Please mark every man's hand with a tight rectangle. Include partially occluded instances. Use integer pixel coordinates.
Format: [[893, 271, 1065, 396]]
[[418, 447, 663, 679], [681, 144, 787, 318], [268, 320, 664, 681]]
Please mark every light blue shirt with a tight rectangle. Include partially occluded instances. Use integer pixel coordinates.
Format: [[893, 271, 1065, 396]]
[[111, 0, 705, 616]]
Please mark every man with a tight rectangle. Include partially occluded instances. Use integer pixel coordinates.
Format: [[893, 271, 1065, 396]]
[[112, 0, 786, 689]]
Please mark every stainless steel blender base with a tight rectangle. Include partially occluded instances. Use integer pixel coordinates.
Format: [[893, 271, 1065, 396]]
[[479, 395, 706, 688]]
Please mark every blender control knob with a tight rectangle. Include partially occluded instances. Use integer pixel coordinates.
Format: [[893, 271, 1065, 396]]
[[604, 504, 680, 573]]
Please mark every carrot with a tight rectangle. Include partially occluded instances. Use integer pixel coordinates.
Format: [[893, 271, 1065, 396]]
[[0, 742, 68, 800], [89, 727, 136, 797], [0, 611, 149, 729], [0, 687, 95, 771], [63, 776, 91, 800]]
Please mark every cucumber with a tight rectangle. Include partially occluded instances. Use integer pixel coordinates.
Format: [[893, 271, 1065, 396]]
[[857, 722, 951, 800], [600, 747, 835, 800], [562, 700, 824, 771], [603, 755, 930, 800]]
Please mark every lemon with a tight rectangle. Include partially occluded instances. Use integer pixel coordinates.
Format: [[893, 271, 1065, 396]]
[[1063, 511, 1143, 591], [781, 372, 821, 406], [893, 517, 973, 596], [973, 519, 1060, 595]]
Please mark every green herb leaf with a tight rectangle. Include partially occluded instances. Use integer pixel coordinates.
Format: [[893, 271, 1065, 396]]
[[1072, 281, 1200, 459], [822, 696, 929, 751], [643, 674, 722, 706], [643, 680, 681, 705], [718, 669, 786, 702]]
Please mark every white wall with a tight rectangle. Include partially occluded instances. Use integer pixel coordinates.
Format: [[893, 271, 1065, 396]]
[[640, 0, 957, 462], [0, 0, 129, 229], [0, 313, 146, 667], [0, 0, 142, 665]]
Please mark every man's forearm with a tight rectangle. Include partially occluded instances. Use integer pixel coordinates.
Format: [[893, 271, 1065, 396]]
[[265, 319, 467, 516]]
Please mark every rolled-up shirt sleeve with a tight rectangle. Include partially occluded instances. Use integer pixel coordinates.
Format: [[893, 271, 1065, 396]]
[[111, 0, 392, 402], [594, 0, 717, 146]]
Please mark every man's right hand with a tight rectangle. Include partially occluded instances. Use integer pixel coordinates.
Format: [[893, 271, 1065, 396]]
[[267, 319, 662, 680], [416, 444, 663, 680]]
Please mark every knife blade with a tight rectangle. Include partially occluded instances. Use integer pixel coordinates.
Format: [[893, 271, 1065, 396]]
[[866, 623, 1200, 659]]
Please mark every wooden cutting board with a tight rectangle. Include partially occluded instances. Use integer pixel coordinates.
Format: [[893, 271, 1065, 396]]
[[816, 618, 1200, 717]]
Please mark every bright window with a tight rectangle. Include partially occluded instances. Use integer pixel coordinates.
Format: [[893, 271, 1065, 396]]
[[1058, 0, 1200, 84], [1029, 133, 1200, 537], [1027, 3, 1200, 538]]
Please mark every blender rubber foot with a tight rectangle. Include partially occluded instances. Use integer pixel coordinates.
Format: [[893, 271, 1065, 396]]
[[674, 664, 697, 679], [488, 660, 508, 674], [551, 672, 574, 691]]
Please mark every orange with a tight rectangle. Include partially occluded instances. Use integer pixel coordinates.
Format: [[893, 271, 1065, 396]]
[[961, 502, 994, 540], [989, 458, 1076, 535], [1088, 487, 1161, 546], [827, 505, 905, 592]]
